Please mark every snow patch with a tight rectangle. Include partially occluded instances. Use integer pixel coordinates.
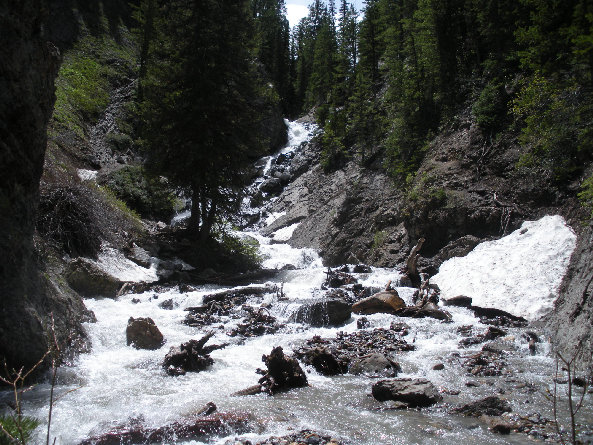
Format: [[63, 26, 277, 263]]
[[95, 247, 159, 283], [432, 215, 576, 320], [77, 169, 98, 181], [272, 222, 300, 242]]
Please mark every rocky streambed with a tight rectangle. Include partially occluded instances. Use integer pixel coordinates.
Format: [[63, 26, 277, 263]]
[[7, 121, 593, 445]]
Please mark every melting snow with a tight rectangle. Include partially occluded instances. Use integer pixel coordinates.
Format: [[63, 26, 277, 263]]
[[432, 215, 576, 320], [95, 246, 158, 283], [77, 169, 98, 181]]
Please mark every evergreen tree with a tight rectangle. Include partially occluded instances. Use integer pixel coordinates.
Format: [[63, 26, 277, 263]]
[[141, 0, 265, 241]]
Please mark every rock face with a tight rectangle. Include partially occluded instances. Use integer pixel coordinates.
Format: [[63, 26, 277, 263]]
[[372, 378, 442, 407], [66, 258, 125, 298], [352, 290, 406, 314], [0, 2, 88, 373], [126, 317, 164, 350], [545, 222, 593, 369]]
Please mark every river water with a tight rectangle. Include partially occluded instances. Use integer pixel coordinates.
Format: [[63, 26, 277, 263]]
[[10, 121, 593, 444]]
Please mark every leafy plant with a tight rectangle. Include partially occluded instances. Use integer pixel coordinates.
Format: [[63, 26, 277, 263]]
[[472, 81, 508, 133], [578, 175, 593, 219]]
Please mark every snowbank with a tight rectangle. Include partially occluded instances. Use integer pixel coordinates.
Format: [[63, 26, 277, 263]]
[[432, 215, 576, 320]]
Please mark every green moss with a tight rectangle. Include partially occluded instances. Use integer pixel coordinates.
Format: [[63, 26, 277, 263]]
[[578, 175, 593, 220], [403, 172, 447, 216]]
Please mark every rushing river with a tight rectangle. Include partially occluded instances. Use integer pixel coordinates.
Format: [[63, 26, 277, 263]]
[[8, 121, 593, 444]]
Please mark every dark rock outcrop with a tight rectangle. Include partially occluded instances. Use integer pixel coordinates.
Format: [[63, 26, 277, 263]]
[[126, 317, 164, 350], [349, 353, 401, 377], [372, 378, 443, 407], [545, 222, 593, 369], [0, 1, 89, 374]]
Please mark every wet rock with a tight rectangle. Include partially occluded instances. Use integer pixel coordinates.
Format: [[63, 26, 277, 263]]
[[226, 429, 346, 445], [125, 245, 152, 268], [78, 412, 254, 445], [260, 178, 283, 194], [394, 304, 452, 322], [452, 396, 512, 417], [323, 268, 358, 288], [349, 353, 401, 377], [295, 346, 348, 376], [66, 258, 125, 298], [291, 298, 352, 327], [126, 317, 164, 350], [352, 264, 372, 273], [464, 351, 506, 376], [357, 317, 370, 329], [443, 295, 473, 308], [487, 418, 512, 434], [257, 346, 308, 394], [158, 299, 176, 310], [162, 332, 227, 376], [459, 326, 507, 347], [390, 321, 410, 336], [433, 363, 445, 371], [230, 307, 280, 337], [372, 378, 443, 407], [352, 290, 406, 315], [470, 305, 527, 327]]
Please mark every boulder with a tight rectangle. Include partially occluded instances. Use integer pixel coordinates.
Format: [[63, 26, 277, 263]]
[[349, 353, 401, 377], [394, 303, 452, 322], [260, 178, 283, 194], [291, 298, 352, 327], [352, 290, 406, 315], [372, 378, 442, 407], [452, 396, 512, 417], [66, 258, 124, 298], [297, 347, 348, 376], [126, 317, 164, 350], [443, 295, 473, 308]]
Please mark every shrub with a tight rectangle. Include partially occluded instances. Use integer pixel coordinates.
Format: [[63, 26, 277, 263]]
[[472, 81, 508, 133], [578, 175, 593, 220], [99, 166, 180, 221], [0, 415, 39, 445]]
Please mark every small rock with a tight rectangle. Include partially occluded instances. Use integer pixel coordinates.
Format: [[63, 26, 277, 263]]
[[357, 317, 370, 329], [158, 299, 176, 310], [291, 298, 352, 327], [453, 396, 512, 417], [433, 363, 445, 371], [349, 353, 401, 377], [126, 317, 164, 350], [443, 295, 473, 308]]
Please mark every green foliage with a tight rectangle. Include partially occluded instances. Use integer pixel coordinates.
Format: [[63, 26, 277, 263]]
[[0, 414, 40, 445], [512, 74, 592, 181], [578, 175, 593, 219], [371, 230, 387, 250], [472, 81, 509, 133], [403, 172, 447, 216], [100, 166, 179, 221], [220, 233, 262, 268]]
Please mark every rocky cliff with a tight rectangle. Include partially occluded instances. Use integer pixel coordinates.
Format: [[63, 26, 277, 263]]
[[0, 1, 91, 373]]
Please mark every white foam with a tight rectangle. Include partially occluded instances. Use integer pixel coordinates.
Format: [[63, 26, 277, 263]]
[[272, 222, 300, 242], [95, 246, 159, 283], [77, 169, 98, 181], [432, 215, 576, 320]]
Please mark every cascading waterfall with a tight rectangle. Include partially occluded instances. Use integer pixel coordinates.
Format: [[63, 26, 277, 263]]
[[6, 120, 591, 445]]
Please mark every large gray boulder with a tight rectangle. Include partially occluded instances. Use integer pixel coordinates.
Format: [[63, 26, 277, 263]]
[[66, 258, 125, 298], [372, 378, 442, 407], [352, 290, 406, 315]]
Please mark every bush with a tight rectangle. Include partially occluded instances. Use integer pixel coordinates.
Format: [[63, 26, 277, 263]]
[[0, 414, 40, 445], [512, 74, 593, 182], [99, 166, 180, 221], [472, 81, 508, 133], [578, 175, 593, 220]]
